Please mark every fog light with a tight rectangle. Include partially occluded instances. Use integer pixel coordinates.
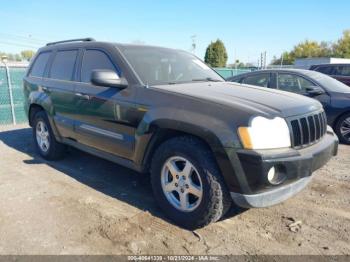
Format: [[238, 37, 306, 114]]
[[267, 167, 276, 182], [267, 165, 286, 185]]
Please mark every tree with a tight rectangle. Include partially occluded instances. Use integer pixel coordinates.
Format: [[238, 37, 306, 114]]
[[271, 51, 295, 65], [291, 40, 326, 58], [21, 50, 35, 61], [333, 30, 350, 58], [204, 39, 228, 67]]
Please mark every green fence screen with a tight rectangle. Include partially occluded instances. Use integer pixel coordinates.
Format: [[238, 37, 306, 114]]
[[214, 68, 253, 79], [0, 67, 27, 125]]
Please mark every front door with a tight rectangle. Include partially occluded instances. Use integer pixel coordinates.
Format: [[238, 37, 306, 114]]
[[276, 72, 331, 110], [73, 49, 137, 159]]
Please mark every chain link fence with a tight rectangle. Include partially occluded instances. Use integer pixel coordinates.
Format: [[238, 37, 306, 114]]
[[0, 66, 27, 125]]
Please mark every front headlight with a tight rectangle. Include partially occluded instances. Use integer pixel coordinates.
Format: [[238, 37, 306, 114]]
[[238, 116, 291, 149]]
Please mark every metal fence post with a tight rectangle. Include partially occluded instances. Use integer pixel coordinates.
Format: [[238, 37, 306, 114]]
[[4, 65, 16, 125]]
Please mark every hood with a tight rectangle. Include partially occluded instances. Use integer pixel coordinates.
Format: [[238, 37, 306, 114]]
[[153, 82, 322, 118]]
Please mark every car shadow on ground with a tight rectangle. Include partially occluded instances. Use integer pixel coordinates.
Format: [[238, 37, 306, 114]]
[[0, 127, 246, 228]]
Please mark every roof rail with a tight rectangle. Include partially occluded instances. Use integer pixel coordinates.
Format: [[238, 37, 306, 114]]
[[46, 38, 95, 46]]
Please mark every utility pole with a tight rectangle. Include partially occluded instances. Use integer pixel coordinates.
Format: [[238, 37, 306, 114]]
[[190, 35, 197, 54], [280, 53, 284, 68]]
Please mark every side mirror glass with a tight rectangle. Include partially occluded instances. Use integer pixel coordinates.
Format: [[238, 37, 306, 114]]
[[91, 69, 128, 89], [305, 86, 325, 96]]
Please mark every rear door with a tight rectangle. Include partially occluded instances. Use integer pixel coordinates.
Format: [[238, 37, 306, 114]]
[[73, 48, 137, 159], [42, 49, 79, 139]]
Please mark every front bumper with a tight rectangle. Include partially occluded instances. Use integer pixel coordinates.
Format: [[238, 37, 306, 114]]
[[231, 131, 338, 208]]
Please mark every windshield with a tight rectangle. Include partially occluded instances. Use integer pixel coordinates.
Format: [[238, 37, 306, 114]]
[[118, 45, 224, 86], [310, 71, 350, 93]]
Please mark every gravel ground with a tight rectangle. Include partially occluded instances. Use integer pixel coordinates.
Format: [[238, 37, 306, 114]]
[[0, 124, 349, 255]]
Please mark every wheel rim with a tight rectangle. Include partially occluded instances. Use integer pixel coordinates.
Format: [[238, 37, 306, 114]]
[[161, 156, 203, 212], [36, 120, 50, 153], [340, 117, 350, 142]]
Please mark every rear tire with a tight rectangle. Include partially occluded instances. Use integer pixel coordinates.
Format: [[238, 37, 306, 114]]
[[150, 136, 232, 229], [335, 113, 350, 145], [32, 110, 66, 160]]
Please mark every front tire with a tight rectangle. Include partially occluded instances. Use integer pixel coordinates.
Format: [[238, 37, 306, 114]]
[[151, 136, 231, 229], [335, 113, 350, 145], [32, 110, 66, 160]]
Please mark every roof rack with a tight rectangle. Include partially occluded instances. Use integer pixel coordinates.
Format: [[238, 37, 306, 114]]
[[46, 38, 95, 46]]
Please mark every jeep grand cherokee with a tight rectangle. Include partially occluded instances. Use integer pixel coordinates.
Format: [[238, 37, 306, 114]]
[[23, 38, 338, 229]]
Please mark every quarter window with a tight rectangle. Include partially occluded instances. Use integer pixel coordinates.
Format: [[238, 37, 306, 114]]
[[277, 74, 314, 94], [242, 74, 270, 87], [49, 50, 78, 81], [81, 50, 117, 83], [30, 52, 51, 77]]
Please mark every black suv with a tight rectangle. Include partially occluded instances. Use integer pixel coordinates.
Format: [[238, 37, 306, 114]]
[[24, 38, 338, 229]]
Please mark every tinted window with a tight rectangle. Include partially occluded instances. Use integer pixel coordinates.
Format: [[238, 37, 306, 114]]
[[278, 74, 314, 94], [81, 50, 117, 83], [338, 65, 350, 76], [30, 52, 51, 77], [315, 66, 333, 75], [242, 74, 270, 87], [50, 50, 78, 81]]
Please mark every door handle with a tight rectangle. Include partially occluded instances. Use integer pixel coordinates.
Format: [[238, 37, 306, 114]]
[[75, 93, 90, 100], [41, 86, 51, 93]]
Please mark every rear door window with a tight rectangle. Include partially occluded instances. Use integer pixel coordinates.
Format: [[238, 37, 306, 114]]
[[49, 50, 78, 81], [277, 73, 314, 94], [30, 52, 51, 77], [80, 50, 117, 83], [241, 74, 270, 87]]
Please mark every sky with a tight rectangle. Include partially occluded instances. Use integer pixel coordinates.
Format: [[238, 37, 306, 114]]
[[1, 0, 350, 64]]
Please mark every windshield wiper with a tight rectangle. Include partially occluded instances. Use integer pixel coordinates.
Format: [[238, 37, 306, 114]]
[[191, 77, 222, 82]]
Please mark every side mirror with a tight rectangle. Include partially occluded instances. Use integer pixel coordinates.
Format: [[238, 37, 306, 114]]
[[305, 86, 325, 96], [91, 69, 128, 89]]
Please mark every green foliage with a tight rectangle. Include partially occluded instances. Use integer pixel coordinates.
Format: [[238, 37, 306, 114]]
[[272, 40, 334, 65], [271, 52, 295, 65], [334, 30, 350, 58], [21, 50, 35, 61], [292, 40, 328, 58], [204, 39, 228, 67]]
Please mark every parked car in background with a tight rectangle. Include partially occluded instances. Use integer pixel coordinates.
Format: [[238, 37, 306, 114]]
[[227, 69, 350, 144], [309, 64, 350, 86]]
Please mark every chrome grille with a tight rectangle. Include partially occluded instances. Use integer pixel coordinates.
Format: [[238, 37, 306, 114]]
[[289, 111, 327, 148]]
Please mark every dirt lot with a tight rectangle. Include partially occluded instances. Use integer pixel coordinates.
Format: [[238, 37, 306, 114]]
[[0, 124, 349, 255]]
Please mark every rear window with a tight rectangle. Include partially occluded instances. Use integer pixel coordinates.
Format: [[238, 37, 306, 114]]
[[49, 50, 78, 81], [30, 52, 51, 77]]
